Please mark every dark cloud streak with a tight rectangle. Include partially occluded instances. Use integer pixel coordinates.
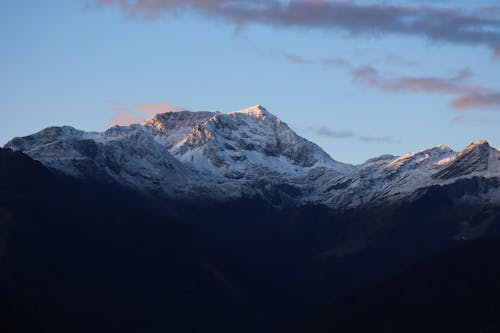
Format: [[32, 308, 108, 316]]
[[359, 135, 399, 144], [317, 127, 356, 138], [96, 0, 500, 52], [351, 66, 500, 110], [312, 126, 398, 144], [284, 50, 500, 111]]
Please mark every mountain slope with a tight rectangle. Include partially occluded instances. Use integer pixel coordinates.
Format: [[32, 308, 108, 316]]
[[4, 106, 500, 208], [172, 105, 348, 174], [435, 140, 500, 180], [315, 140, 500, 208], [1, 148, 500, 333], [5, 105, 352, 204], [288, 237, 500, 333], [0, 148, 302, 333]]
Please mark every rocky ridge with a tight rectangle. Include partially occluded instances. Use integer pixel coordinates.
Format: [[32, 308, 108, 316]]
[[5, 105, 500, 208]]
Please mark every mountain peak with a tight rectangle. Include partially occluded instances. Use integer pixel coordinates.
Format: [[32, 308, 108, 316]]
[[434, 139, 496, 180], [387, 144, 454, 169], [470, 139, 489, 147], [229, 105, 273, 119], [459, 139, 491, 156], [5, 105, 500, 208]]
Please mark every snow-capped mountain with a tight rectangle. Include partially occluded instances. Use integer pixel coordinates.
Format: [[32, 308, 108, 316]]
[[314, 140, 500, 208], [4, 105, 500, 208], [434, 140, 500, 180], [172, 105, 347, 174]]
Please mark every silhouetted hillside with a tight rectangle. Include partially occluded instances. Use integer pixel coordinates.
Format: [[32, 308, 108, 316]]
[[288, 237, 500, 333], [1, 148, 500, 332], [0, 148, 297, 332]]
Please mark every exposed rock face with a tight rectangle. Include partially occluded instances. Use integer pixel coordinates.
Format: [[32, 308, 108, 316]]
[[434, 140, 499, 180]]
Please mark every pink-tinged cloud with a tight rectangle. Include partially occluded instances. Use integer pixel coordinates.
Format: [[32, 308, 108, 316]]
[[108, 102, 146, 126], [136, 101, 183, 115], [493, 47, 500, 60], [283, 50, 499, 111], [110, 112, 145, 126], [350, 66, 500, 110], [284, 53, 314, 64], [352, 66, 473, 94], [452, 93, 500, 109], [95, 1, 500, 51], [108, 100, 183, 126]]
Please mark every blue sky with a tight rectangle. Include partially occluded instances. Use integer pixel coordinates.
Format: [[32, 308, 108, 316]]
[[1, 0, 499, 164]]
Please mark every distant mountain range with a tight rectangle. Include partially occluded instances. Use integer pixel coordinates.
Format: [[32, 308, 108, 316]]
[[1, 105, 500, 333], [5, 105, 500, 208]]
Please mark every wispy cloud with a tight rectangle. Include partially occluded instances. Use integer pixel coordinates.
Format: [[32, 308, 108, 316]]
[[326, 52, 418, 68], [451, 114, 500, 125], [358, 135, 398, 144], [283, 52, 352, 67], [311, 126, 398, 144], [316, 127, 355, 138], [322, 57, 351, 68], [96, 1, 500, 54], [384, 54, 418, 67], [493, 47, 500, 60], [109, 102, 145, 126], [450, 93, 500, 109], [351, 66, 500, 110], [108, 100, 183, 126], [284, 49, 500, 111], [351, 66, 472, 94], [136, 101, 183, 114], [284, 53, 314, 64]]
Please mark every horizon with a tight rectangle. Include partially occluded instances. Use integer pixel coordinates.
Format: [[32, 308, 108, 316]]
[[1, 0, 500, 164]]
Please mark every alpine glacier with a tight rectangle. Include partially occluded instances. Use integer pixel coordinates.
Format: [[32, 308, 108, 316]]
[[5, 105, 500, 208]]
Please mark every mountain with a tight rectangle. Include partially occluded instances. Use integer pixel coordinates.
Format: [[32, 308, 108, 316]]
[[1, 148, 500, 333], [4, 105, 350, 204], [1, 112, 500, 332], [316, 140, 500, 208], [5, 105, 500, 209], [0, 147, 303, 333], [287, 237, 500, 333]]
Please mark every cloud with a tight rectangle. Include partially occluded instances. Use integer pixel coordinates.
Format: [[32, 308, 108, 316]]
[[322, 57, 351, 68], [351, 66, 500, 110], [316, 127, 355, 138], [108, 100, 183, 126], [451, 92, 500, 110], [96, 1, 500, 53], [451, 114, 500, 125], [358, 135, 399, 144], [312, 126, 398, 144], [136, 101, 183, 114], [384, 54, 418, 67], [284, 53, 314, 64], [351, 66, 472, 93], [494, 47, 500, 60], [284, 53, 352, 67], [283, 48, 499, 111], [283, 49, 499, 111], [108, 102, 144, 126], [298, 52, 416, 68]]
